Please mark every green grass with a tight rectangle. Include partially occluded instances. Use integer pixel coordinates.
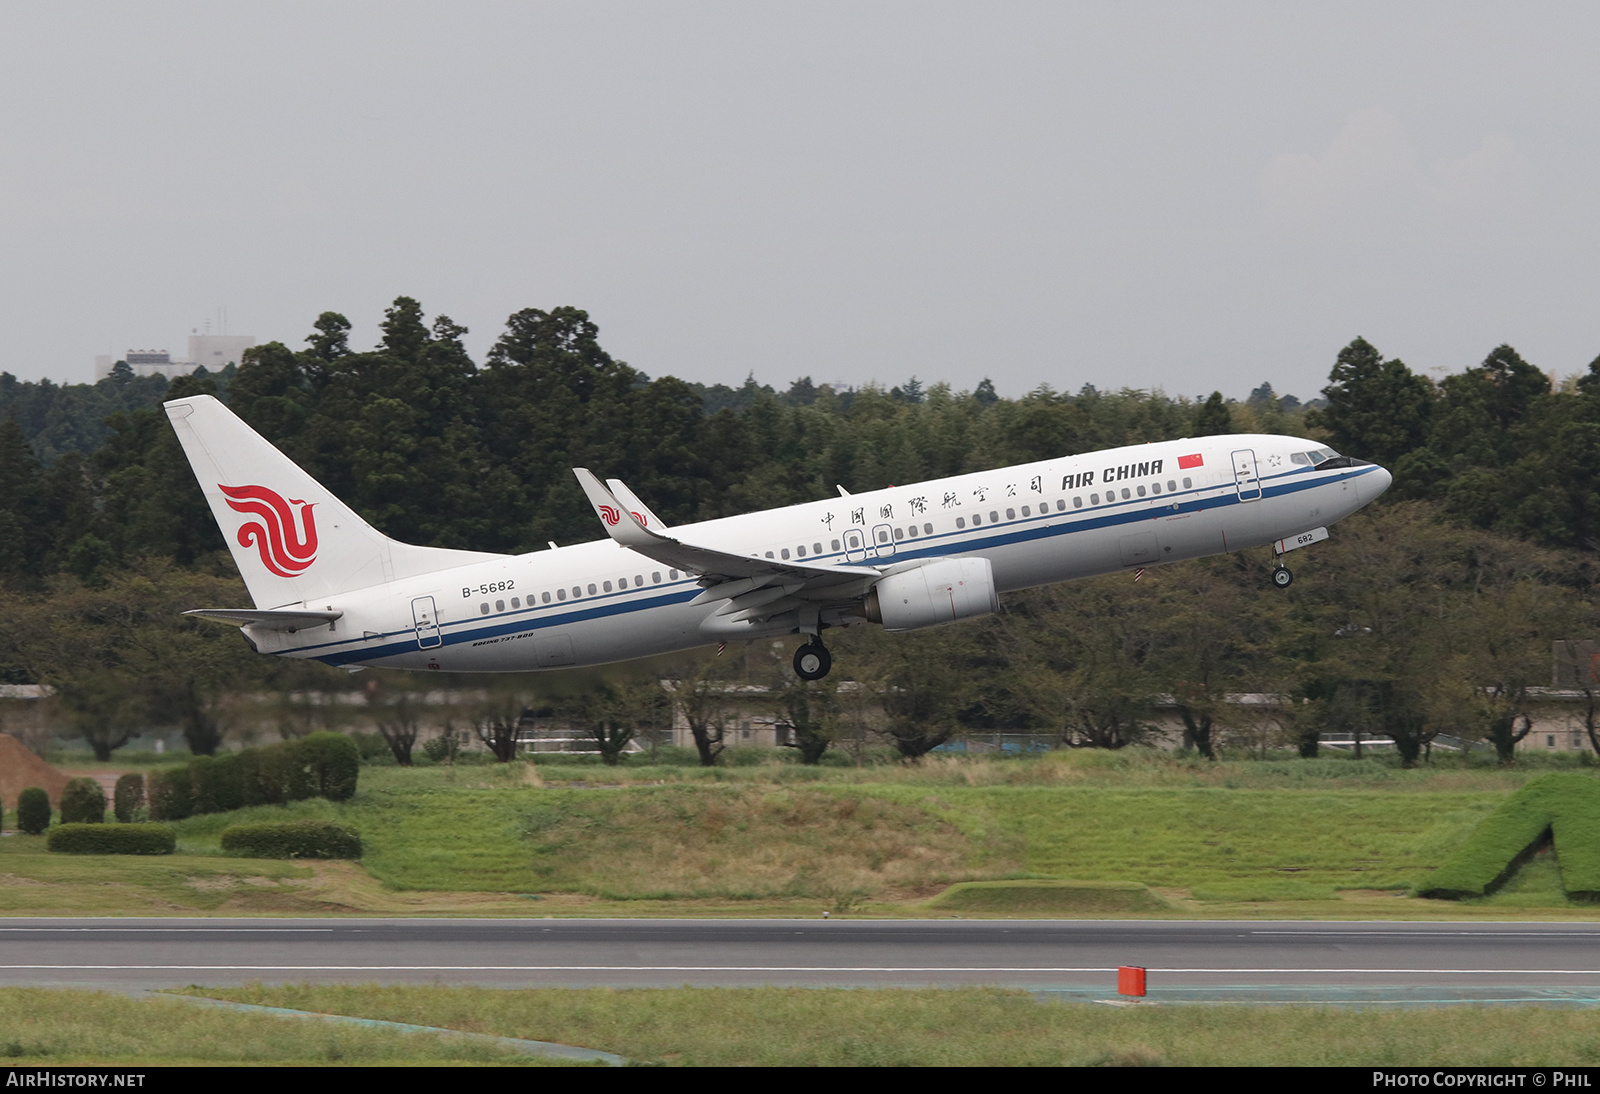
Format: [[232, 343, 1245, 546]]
[[180, 984, 1600, 1067], [0, 834, 314, 914], [1420, 773, 1600, 900], [9, 753, 1600, 916], [925, 879, 1168, 913], [0, 988, 573, 1066]]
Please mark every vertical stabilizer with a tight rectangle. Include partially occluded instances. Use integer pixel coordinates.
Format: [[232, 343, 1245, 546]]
[[164, 395, 501, 608]]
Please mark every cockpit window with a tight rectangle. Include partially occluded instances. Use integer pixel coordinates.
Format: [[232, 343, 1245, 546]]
[[1293, 447, 1341, 466]]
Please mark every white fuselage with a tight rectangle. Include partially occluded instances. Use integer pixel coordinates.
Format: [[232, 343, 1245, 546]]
[[246, 434, 1389, 673]]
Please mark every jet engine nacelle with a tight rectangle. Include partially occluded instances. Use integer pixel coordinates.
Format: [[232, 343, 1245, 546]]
[[864, 557, 999, 632]]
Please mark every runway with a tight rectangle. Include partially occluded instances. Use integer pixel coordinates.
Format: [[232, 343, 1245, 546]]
[[7, 918, 1600, 1001]]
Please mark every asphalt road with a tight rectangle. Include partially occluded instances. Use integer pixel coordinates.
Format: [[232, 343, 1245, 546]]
[[7, 918, 1600, 999]]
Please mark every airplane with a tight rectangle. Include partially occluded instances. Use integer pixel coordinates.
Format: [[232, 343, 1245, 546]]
[[164, 394, 1392, 681]]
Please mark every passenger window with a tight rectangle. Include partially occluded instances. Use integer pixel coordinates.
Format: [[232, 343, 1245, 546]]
[[1136, 485, 1146, 497], [923, 523, 932, 534], [971, 514, 982, 526], [765, 551, 775, 559], [1073, 497, 1083, 509], [990, 510, 999, 522], [894, 528, 904, 540], [652, 572, 661, 583], [877, 530, 889, 543], [797, 545, 807, 557], [956, 517, 966, 528], [495, 600, 504, 612], [635, 575, 644, 586], [781, 548, 791, 559], [670, 569, 679, 579], [557, 588, 566, 601], [813, 543, 822, 554], [511, 597, 520, 609], [1005, 508, 1015, 520], [1151, 482, 1161, 495], [831, 539, 841, 551], [1168, 480, 1176, 492], [1120, 489, 1130, 500], [542, 592, 552, 604], [1021, 505, 1030, 517], [587, 584, 596, 596], [1182, 477, 1192, 489], [480, 603, 489, 615], [1090, 493, 1100, 504]]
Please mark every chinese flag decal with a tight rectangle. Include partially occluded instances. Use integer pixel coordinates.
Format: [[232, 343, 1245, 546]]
[[1178, 453, 1204, 469]]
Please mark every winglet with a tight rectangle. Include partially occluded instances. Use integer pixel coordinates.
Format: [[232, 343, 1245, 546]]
[[607, 478, 667, 530], [573, 468, 656, 548]]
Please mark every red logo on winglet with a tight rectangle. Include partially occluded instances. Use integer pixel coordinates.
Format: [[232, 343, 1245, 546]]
[[599, 504, 621, 526], [1178, 453, 1204, 469], [631, 511, 647, 527], [218, 484, 318, 577]]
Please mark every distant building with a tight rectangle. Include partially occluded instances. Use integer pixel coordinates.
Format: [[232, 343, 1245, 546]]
[[95, 333, 256, 381]]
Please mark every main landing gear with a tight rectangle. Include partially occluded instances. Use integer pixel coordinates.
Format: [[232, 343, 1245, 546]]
[[794, 638, 833, 681]]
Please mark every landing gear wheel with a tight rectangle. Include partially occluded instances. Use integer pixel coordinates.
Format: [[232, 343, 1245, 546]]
[[794, 641, 833, 681], [1271, 565, 1293, 589]]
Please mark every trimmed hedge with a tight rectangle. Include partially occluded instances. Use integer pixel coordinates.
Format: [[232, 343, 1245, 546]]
[[17, 788, 50, 834], [47, 823, 175, 855], [113, 773, 145, 822], [220, 821, 362, 860], [59, 777, 106, 824], [1420, 773, 1600, 900], [190, 753, 244, 815], [147, 765, 195, 821], [302, 732, 360, 802], [148, 735, 362, 821]]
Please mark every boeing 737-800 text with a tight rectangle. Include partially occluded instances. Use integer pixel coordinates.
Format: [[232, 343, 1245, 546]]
[[165, 394, 1392, 680]]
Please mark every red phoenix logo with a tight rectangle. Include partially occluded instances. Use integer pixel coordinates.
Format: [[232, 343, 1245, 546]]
[[598, 504, 621, 526], [631, 511, 647, 527], [219, 484, 318, 577]]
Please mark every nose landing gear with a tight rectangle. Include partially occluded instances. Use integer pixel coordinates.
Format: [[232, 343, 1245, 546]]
[[1271, 565, 1293, 589], [794, 639, 833, 681]]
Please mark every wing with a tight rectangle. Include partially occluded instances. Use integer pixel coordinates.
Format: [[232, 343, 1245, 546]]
[[572, 469, 880, 621]]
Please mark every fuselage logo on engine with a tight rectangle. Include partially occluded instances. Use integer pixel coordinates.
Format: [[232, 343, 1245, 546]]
[[218, 484, 318, 577]]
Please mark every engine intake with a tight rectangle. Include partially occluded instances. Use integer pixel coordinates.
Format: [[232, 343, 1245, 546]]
[[864, 557, 999, 632]]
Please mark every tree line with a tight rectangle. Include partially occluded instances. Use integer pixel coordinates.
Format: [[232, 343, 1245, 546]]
[[1, 298, 1596, 765]]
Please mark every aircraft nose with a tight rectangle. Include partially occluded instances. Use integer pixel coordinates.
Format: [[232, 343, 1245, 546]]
[[1360, 464, 1393, 503]]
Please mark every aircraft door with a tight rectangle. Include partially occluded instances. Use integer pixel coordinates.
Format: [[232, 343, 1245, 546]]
[[1231, 449, 1262, 501], [871, 523, 896, 558], [411, 596, 442, 649], [843, 527, 868, 563]]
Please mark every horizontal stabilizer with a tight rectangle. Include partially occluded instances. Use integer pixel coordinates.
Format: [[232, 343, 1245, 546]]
[[185, 608, 342, 631]]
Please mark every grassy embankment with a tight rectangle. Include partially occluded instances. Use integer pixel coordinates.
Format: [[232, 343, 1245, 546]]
[[2, 750, 1595, 918], [9, 984, 1600, 1066]]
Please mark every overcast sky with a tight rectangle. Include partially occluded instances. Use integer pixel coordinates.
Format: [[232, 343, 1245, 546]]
[[3, 2, 1596, 400]]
